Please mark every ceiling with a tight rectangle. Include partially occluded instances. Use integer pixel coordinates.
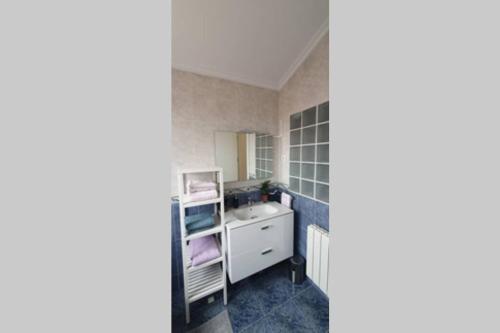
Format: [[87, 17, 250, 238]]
[[172, 0, 329, 90]]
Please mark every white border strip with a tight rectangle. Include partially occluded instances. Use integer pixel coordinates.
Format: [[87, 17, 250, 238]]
[[172, 63, 278, 91]]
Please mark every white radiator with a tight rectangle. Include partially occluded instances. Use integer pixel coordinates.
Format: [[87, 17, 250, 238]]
[[306, 224, 330, 296]]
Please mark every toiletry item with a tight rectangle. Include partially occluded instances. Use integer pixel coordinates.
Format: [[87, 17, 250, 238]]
[[281, 192, 293, 208], [226, 195, 234, 209], [233, 194, 239, 208]]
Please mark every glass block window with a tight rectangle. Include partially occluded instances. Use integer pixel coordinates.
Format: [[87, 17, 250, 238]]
[[289, 101, 330, 204], [290, 163, 300, 177], [256, 133, 273, 179], [318, 101, 329, 122]]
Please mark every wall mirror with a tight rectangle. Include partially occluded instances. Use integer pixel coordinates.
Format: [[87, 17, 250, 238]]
[[215, 131, 273, 182]]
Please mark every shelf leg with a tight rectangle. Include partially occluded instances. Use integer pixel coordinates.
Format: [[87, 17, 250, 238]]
[[185, 300, 190, 324], [223, 286, 227, 305]]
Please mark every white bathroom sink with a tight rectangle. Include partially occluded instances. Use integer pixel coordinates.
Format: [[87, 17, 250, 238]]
[[233, 203, 279, 221], [225, 201, 293, 230]]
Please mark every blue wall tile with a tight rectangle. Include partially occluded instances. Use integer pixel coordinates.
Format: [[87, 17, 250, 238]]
[[178, 274, 184, 290], [169, 189, 329, 293], [224, 190, 262, 209], [293, 222, 301, 255], [315, 201, 329, 231], [198, 204, 214, 214], [297, 226, 308, 258], [171, 202, 180, 241], [251, 190, 261, 202], [236, 192, 248, 206], [172, 274, 179, 291], [276, 190, 329, 260], [301, 196, 317, 228], [172, 273, 184, 292], [172, 252, 178, 277], [269, 188, 281, 202], [171, 201, 183, 292], [171, 239, 182, 276], [290, 192, 299, 210], [186, 206, 199, 216], [171, 256, 178, 277]]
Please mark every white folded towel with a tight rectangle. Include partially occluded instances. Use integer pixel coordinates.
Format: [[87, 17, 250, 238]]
[[281, 192, 292, 208], [184, 189, 218, 203], [190, 181, 217, 193]]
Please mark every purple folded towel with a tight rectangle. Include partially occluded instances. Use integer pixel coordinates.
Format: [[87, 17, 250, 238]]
[[188, 235, 221, 267]]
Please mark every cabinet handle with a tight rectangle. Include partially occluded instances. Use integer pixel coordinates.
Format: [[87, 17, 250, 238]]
[[261, 225, 270, 230], [261, 248, 273, 255]]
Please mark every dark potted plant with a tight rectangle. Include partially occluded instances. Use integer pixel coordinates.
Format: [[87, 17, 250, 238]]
[[260, 180, 271, 202]]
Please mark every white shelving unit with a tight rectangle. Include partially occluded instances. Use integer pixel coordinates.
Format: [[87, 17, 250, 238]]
[[177, 168, 227, 324]]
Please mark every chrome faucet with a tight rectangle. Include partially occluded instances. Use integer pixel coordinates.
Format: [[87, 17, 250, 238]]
[[248, 197, 254, 207]]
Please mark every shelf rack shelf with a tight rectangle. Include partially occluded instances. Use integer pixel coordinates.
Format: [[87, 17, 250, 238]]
[[184, 214, 222, 241], [183, 197, 222, 208], [177, 168, 227, 324], [186, 238, 223, 272], [186, 264, 224, 303]]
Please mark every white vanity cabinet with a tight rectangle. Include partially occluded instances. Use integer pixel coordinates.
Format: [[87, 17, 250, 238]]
[[225, 203, 294, 283]]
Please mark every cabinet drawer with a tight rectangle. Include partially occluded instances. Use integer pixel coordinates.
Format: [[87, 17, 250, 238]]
[[226, 212, 294, 283], [228, 214, 291, 257], [229, 244, 290, 282]]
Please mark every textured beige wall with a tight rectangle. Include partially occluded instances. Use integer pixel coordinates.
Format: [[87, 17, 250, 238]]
[[172, 32, 328, 194], [172, 69, 279, 195], [278, 33, 329, 184]]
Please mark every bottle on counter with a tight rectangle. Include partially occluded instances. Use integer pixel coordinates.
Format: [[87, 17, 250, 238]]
[[233, 194, 239, 208]]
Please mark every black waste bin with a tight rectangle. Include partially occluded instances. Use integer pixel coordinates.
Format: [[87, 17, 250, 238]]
[[289, 255, 305, 284]]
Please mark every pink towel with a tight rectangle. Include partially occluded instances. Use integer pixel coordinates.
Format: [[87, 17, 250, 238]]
[[184, 189, 218, 203], [188, 235, 221, 266]]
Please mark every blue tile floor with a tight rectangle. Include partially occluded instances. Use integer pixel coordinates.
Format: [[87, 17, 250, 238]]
[[172, 261, 329, 332]]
